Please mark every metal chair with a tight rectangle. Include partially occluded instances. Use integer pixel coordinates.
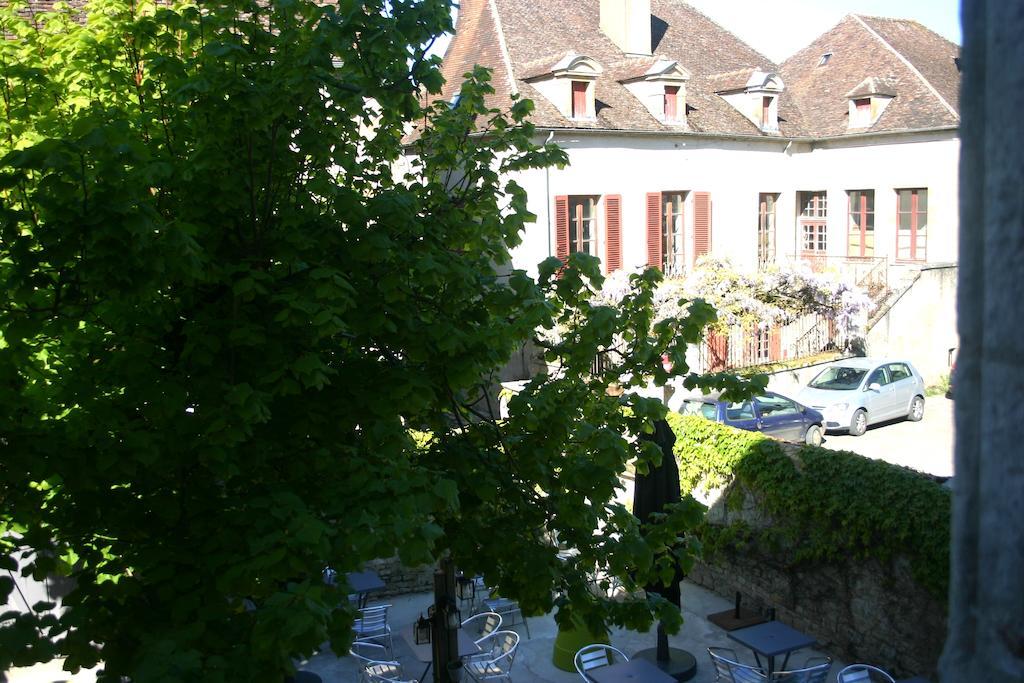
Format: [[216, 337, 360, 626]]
[[353, 604, 394, 656], [464, 630, 520, 682], [482, 597, 531, 639], [461, 611, 503, 645], [574, 644, 629, 681], [349, 642, 404, 683], [708, 647, 768, 682], [774, 657, 831, 683], [836, 664, 896, 683]]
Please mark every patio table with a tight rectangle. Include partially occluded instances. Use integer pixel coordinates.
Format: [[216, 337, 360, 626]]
[[587, 657, 680, 682], [346, 570, 386, 608], [727, 621, 816, 678], [400, 623, 481, 682]]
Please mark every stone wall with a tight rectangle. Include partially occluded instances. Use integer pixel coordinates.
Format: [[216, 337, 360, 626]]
[[364, 556, 436, 598], [866, 264, 958, 384], [689, 484, 947, 679]]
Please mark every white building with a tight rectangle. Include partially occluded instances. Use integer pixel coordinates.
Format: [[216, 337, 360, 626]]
[[437, 1, 960, 282]]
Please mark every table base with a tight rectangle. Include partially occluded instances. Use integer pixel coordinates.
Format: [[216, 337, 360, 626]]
[[633, 648, 697, 682]]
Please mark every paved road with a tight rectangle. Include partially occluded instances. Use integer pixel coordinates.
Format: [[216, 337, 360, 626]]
[[820, 395, 954, 477]]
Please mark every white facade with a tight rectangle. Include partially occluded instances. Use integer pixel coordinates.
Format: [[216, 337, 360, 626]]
[[509, 129, 959, 278]]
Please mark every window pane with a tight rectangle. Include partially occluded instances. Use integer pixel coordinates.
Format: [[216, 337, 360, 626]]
[[917, 189, 928, 212], [899, 211, 912, 231], [898, 189, 912, 212]]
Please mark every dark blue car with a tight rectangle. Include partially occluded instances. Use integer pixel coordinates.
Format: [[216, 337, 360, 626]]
[[679, 391, 825, 446]]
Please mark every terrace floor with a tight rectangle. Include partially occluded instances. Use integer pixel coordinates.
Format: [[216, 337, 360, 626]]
[[299, 579, 850, 682]]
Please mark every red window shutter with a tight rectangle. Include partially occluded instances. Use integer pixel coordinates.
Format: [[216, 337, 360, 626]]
[[646, 192, 662, 269], [554, 196, 570, 263], [664, 85, 679, 120], [693, 191, 712, 264], [604, 195, 622, 273], [571, 81, 588, 118], [707, 329, 728, 372], [769, 326, 782, 361]]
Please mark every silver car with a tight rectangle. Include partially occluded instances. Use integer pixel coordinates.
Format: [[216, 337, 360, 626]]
[[796, 358, 926, 436]]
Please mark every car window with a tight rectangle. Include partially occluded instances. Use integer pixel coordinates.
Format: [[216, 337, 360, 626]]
[[755, 394, 800, 416], [887, 363, 912, 382], [807, 366, 868, 390], [867, 366, 890, 386], [725, 401, 754, 421], [682, 400, 718, 420]]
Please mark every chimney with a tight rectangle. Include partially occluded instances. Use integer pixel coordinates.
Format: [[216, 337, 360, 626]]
[[600, 0, 652, 56]]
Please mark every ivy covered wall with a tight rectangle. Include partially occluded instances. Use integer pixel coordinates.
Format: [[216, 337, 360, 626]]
[[666, 413, 950, 678]]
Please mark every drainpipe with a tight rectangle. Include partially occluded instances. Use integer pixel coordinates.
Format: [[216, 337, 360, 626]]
[[544, 131, 556, 258]]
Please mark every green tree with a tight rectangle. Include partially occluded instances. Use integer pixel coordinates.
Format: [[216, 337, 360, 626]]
[[0, 0, 762, 679]]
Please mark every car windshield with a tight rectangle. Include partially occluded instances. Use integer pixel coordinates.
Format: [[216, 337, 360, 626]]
[[808, 366, 868, 390], [681, 400, 717, 420]]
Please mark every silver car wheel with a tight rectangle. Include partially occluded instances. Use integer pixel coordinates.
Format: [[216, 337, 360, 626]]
[[850, 409, 868, 437], [909, 396, 925, 422]]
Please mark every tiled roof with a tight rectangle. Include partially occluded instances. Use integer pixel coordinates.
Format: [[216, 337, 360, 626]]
[[857, 15, 960, 115], [846, 76, 899, 98], [437, 2, 960, 139], [779, 14, 959, 137], [438, 0, 786, 136]]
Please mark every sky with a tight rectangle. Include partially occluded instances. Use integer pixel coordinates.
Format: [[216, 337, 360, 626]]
[[684, 0, 961, 63], [432, 1, 961, 64]]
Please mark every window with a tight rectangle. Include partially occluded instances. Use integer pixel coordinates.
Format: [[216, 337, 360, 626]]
[[682, 400, 718, 420], [664, 85, 680, 121], [725, 401, 755, 421], [867, 366, 890, 386], [748, 328, 771, 364], [850, 97, 872, 127], [568, 196, 598, 255], [755, 394, 800, 417], [762, 96, 772, 128], [897, 188, 927, 261], [661, 192, 686, 275], [800, 191, 828, 254], [818, 52, 832, 67], [571, 80, 589, 119], [887, 363, 912, 382], [847, 190, 875, 257], [758, 193, 777, 267]]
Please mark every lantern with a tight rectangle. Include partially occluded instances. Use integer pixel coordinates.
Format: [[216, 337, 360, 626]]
[[444, 598, 462, 630], [414, 614, 431, 645], [456, 575, 475, 602]]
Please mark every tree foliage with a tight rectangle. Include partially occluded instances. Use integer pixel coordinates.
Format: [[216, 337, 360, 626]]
[[0, 0, 760, 679]]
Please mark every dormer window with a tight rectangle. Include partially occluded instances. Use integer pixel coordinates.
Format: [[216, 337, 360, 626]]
[[523, 53, 602, 122], [712, 69, 783, 133], [851, 97, 871, 126], [845, 77, 896, 129], [571, 81, 590, 119], [818, 52, 832, 67], [617, 57, 690, 126], [664, 85, 680, 121]]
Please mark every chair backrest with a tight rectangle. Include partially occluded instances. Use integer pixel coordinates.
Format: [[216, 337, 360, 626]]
[[836, 664, 895, 683], [479, 630, 519, 664], [350, 642, 402, 683], [462, 611, 503, 642], [574, 644, 628, 679], [774, 658, 831, 683], [357, 605, 390, 631], [707, 647, 767, 682]]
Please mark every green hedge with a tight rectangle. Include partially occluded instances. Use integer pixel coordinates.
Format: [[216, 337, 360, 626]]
[[665, 413, 951, 599]]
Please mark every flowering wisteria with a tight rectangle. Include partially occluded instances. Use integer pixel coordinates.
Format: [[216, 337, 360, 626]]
[[591, 258, 873, 349]]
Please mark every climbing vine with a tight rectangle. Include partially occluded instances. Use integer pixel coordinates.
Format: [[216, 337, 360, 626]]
[[665, 414, 951, 598]]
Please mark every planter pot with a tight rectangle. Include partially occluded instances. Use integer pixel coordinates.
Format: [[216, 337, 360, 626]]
[[446, 660, 464, 682], [552, 616, 610, 672]]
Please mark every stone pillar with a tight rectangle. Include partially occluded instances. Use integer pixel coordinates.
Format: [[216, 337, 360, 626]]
[[940, 1, 1024, 680]]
